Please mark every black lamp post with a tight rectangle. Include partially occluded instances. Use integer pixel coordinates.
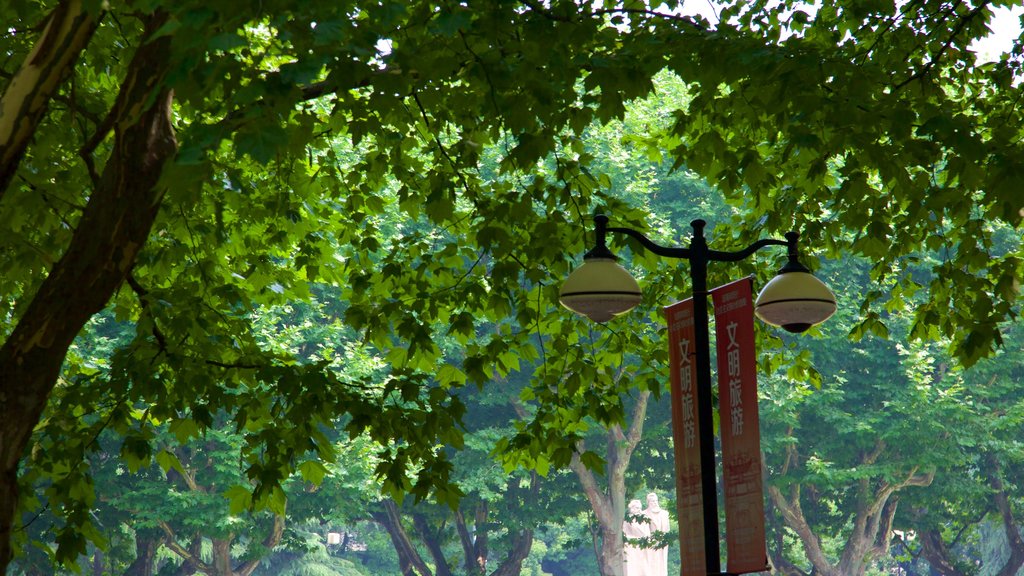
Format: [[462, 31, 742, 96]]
[[559, 215, 836, 575]]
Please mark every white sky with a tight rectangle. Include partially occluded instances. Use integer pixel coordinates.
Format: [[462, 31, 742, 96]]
[[675, 0, 1023, 64], [972, 5, 1023, 62]]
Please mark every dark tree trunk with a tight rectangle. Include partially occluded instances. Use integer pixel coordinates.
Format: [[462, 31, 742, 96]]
[[916, 454, 1024, 576], [124, 529, 162, 576], [92, 548, 104, 576], [488, 529, 533, 576], [373, 499, 433, 576], [456, 504, 489, 575], [413, 513, 453, 576], [918, 529, 969, 576], [986, 454, 1024, 576], [0, 11, 176, 571], [173, 535, 203, 576], [766, 498, 810, 576]]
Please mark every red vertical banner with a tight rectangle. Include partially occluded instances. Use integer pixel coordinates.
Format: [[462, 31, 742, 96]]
[[663, 299, 706, 576], [712, 278, 769, 574]]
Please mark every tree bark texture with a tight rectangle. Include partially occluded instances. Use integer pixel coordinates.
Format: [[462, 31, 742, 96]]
[[0, 10, 176, 570], [488, 528, 534, 576], [456, 505, 489, 575], [766, 497, 810, 576]]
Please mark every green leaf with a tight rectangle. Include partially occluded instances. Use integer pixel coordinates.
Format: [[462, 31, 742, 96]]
[[224, 485, 254, 516], [298, 460, 329, 485], [169, 418, 201, 444], [155, 449, 186, 477]]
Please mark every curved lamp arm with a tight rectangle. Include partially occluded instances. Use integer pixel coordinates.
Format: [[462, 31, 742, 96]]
[[593, 214, 801, 266], [564, 214, 835, 331]]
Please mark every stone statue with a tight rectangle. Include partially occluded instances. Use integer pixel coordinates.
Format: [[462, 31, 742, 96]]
[[623, 499, 650, 576], [643, 493, 670, 576]]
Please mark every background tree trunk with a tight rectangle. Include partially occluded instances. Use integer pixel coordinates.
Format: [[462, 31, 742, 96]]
[[413, 512, 454, 576], [918, 529, 969, 576], [124, 529, 163, 576], [767, 439, 933, 576], [373, 499, 434, 576], [456, 506, 488, 575], [569, 388, 650, 576], [986, 452, 1024, 576], [489, 528, 533, 576]]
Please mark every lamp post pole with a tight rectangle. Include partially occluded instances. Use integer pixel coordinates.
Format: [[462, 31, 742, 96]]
[[587, 215, 815, 575], [686, 220, 724, 575]]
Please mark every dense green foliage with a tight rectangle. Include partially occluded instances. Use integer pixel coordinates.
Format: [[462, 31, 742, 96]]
[[2, 0, 1023, 574]]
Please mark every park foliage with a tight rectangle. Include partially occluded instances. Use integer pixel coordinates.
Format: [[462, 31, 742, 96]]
[[1, 0, 1022, 574]]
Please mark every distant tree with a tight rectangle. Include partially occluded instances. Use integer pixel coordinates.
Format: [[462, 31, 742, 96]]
[[759, 259, 950, 576], [898, 322, 1024, 576]]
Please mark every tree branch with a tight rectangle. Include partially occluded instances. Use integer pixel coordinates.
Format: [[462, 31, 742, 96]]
[[518, 0, 705, 29], [372, 499, 434, 576], [893, 0, 991, 91], [413, 512, 453, 576], [622, 389, 651, 463], [0, 0, 102, 196], [766, 480, 835, 575], [454, 508, 481, 575], [569, 440, 611, 526], [159, 523, 213, 575], [919, 528, 970, 576], [235, 514, 285, 576]]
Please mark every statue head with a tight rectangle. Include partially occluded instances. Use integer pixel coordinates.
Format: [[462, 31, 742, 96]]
[[628, 499, 643, 515], [646, 492, 661, 512]]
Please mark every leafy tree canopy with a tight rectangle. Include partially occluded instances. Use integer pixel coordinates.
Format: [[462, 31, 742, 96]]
[[1, 0, 1022, 571]]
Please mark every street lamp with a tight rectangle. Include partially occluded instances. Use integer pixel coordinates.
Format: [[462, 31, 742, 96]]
[[559, 214, 836, 575]]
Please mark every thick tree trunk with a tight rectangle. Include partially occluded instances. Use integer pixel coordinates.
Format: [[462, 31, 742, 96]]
[[235, 514, 285, 576], [986, 453, 1024, 576], [475, 504, 489, 572], [172, 535, 203, 576], [0, 10, 176, 570], [915, 454, 1022, 576], [595, 521, 626, 576], [92, 548, 104, 576], [456, 506, 488, 575], [766, 498, 810, 576], [160, 466, 285, 576], [211, 539, 233, 576], [161, 516, 284, 576]]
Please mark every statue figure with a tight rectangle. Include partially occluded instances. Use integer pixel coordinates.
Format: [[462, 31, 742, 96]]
[[643, 493, 670, 576], [623, 499, 650, 576]]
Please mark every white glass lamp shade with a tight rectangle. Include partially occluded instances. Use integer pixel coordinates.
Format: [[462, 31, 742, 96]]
[[755, 271, 837, 333], [559, 258, 643, 322]]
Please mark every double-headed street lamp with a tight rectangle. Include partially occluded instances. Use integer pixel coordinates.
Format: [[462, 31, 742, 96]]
[[559, 215, 836, 575]]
